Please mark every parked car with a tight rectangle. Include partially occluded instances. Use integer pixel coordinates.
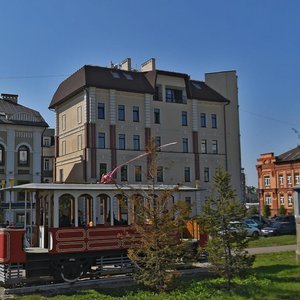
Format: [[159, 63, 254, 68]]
[[229, 221, 261, 237], [243, 218, 261, 229], [248, 215, 269, 228], [261, 221, 296, 237], [270, 215, 295, 224]]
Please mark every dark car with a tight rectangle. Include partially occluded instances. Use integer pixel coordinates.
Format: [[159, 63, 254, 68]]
[[270, 215, 295, 224], [261, 221, 296, 237]]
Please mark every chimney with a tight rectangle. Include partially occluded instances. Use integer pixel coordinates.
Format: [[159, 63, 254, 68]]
[[120, 58, 131, 71], [141, 58, 156, 72], [1, 93, 18, 103]]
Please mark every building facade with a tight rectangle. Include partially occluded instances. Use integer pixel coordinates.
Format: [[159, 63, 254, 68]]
[[41, 128, 55, 183], [0, 93, 48, 225], [257, 146, 300, 216], [49, 58, 243, 212]]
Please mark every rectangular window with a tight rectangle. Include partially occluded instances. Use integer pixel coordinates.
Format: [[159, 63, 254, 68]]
[[185, 197, 192, 206], [182, 138, 188, 153], [204, 167, 210, 182], [280, 194, 285, 205], [264, 176, 270, 187], [77, 106, 82, 124], [157, 166, 163, 182], [77, 134, 82, 150], [62, 114, 66, 131], [212, 140, 218, 154], [121, 165, 128, 181], [135, 165, 142, 182], [118, 105, 125, 121], [155, 136, 161, 150], [295, 174, 300, 185], [44, 158, 50, 171], [279, 175, 284, 186], [154, 108, 160, 124], [287, 175, 292, 186], [0, 146, 4, 165], [184, 167, 190, 182], [200, 113, 206, 128], [119, 134, 126, 150], [181, 111, 188, 126], [166, 88, 183, 103], [211, 114, 217, 128], [99, 163, 107, 179], [133, 106, 139, 122], [133, 135, 140, 150], [201, 139, 207, 154], [288, 194, 293, 205], [43, 137, 51, 147], [265, 195, 272, 205], [98, 103, 105, 119], [98, 133, 105, 149]]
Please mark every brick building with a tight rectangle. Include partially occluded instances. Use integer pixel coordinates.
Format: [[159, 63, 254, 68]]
[[257, 146, 300, 216]]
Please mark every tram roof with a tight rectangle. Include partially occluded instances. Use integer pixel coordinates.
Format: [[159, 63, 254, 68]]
[[3, 183, 201, 192]]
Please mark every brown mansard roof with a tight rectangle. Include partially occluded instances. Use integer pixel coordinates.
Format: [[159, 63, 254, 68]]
[[277, 146, 300, 162], [49, 65, 155, 108], [188, 80, 229, 103], [50, 65, 229, 108]]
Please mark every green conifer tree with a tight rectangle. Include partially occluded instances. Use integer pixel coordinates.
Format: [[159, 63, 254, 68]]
[[198, 168, 255, 289]]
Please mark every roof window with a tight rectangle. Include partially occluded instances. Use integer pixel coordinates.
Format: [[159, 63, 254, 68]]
[[192, 82, 202, 89], [110, 71, 120, 79], [123, 73, 133, 80]]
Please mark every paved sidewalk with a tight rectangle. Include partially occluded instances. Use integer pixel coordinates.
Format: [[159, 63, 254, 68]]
[[248, 244, 296, 255]]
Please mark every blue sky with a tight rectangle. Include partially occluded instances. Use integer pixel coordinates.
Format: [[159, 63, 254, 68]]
[[1, 0, 300, 187]]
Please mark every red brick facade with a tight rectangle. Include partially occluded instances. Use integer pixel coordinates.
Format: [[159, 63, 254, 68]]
[[256, 148, 300, 216]]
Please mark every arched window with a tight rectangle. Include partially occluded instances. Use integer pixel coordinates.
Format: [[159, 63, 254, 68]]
[[18, 145, 29, 166], [0, 144, 5, 165]]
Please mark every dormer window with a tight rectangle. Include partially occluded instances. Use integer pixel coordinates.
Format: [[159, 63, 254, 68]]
[[166, 88, 185, 103]]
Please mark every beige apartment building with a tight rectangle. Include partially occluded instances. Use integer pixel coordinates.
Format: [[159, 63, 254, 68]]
[[49, 58, 243, 211]]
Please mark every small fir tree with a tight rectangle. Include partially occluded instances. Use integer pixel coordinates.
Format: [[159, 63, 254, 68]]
[[198, 168, 255, 289], [262, 204, 271, 218], [279, 205, 287, 216], [127, 140, 190, 291]]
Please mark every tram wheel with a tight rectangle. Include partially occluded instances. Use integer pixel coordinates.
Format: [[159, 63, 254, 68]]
[[51, 257, 90, 283]]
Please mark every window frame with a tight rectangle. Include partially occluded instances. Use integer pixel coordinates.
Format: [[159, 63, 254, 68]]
[[204, 167, 210, 182], [133, 106, 140, 122], [154, 108, 160, 124], [182, 138, 188, 153], [211, 113, 217, 128], [201, 139, 207, 154], [98, 132, 105, 149], [200, 113, 206, 128], [135, 165, 142, 182], [98, 103, 105, 120], [118, 134, 126, 150], [184, 167, 190, 182], [18, 145, 30, 166], [212, 140, 218, 154], [0, 144, 5, 165], [181, 111, 188, 126], [118, 104, 125, 121], [133, 135, 140, 151]]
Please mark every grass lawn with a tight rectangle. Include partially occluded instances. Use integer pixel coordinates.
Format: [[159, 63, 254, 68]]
[[15, 251, 300, 300], [248, 234, 296, 248]]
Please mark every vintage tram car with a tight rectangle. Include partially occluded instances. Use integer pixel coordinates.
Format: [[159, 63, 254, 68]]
[[0, 183, 201, 286]]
